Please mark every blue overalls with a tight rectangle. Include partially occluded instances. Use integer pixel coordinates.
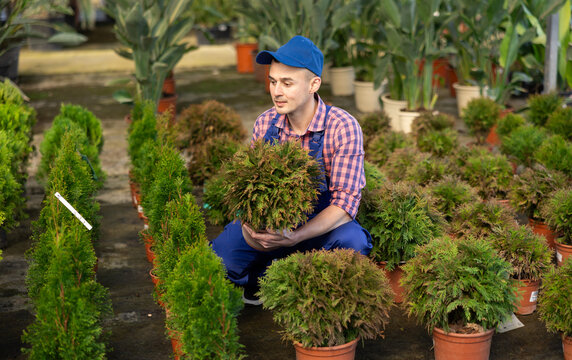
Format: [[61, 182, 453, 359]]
[[211, 107, 372, 288]]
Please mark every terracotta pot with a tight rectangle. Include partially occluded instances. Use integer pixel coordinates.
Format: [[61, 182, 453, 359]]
[[555, 241, 572, 267], [149, 268, 160, 286], [293, 337, 358, 360], [485, 124, 501, 147], [124, 113, 132, 125], [169, 328, 184, 359], [145, 243, 155, 263], [162, 72, 176, 96], [236, 42, 258, 73], [377, 261, 405, 303], [253, 62, 270, 93], [528, 218, 557, 250], [433, 327, 494, 360], [157, 94, 178, 123], [514, 279, 540, 315], [562, 334, 572, 360]]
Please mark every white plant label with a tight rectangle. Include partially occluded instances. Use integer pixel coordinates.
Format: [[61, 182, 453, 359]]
[[496, 313, 524, 333], [55, 192, 92, 230], [557, 251, 563, 263], [529, 291, 538, 303]]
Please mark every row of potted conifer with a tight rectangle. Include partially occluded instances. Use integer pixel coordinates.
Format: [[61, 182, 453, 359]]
[[22, 104, 111, 358]]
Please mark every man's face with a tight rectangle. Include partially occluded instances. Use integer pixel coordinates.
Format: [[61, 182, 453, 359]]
[[268, 61, 318, 115]]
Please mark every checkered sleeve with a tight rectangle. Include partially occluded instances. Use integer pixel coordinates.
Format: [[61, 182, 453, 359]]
[[328, 109, 365, 218]]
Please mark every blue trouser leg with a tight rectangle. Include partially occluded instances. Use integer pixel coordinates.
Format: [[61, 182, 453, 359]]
[[211, 219, 372, 287]]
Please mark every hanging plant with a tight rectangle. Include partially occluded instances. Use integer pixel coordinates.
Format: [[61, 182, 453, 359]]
[[219, 139, 322, 232]]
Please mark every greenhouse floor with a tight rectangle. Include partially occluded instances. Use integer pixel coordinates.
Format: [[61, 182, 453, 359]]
[[0, 26, 564, 359]]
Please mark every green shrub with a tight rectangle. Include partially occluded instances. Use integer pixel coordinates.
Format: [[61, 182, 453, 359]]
[[381, 147, 418, 181], [527, 92, 563, 127], [357, 181, 444, 270], [358, 111, 391, 147], [402, 236, 517, 332], [127, 100, 157, 165], [259, 249, 393, 347], [203, 173, 233, 226], [187, 133, 244, 185], [500, 125, 547, 166], [0, 102, 36, 183], [164, 242, 244, 360], [411, 111, 455, 137], [219, 139, 322, 232], [363, 160, 386, 192], [0, 78, 25, 105], [496, 112, 525, 138], [0, 131, 25, 231], [508, 164, 568, 220], [545, 107, 572, 140], [450, 200, 517, 239], [489, 225, 552, 281], [461, 152, 513, 200], [405, 153, 450, 186], [175, 100, 247, 150], [535, 134, 572, 177], [142, 146, 192, 237], [462, 97, 501, 145], [538, 260, 572, 337], [131, 139, 161, 200], [540, 187, 572, 245], [366, 131, 413, 168], [427, 176, 479, 222], [23, 224, 111, 359], [38, 118, 104, 185], [416, 128, 458, 157], [155, 192, 207, 294], [55, 104, 104, 153]]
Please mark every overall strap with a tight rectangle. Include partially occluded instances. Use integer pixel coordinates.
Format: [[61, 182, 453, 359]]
[[262, 112, 282, 143]]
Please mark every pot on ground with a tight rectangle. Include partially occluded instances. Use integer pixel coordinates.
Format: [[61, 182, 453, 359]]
[[378, 261, 405, 303], [515, 279, 540, 315], [353, 80, 385, 113], [381, 94, 407, 132], [433, 327, 494, 360], [236, 42, 258, 73], [563, 334, 572, 360], [329, 66, 355, 96], [528, 218, 557, 250], [398, 109, 420, 134], [452, 83, 483, 117], [293, 337, 358, 360], [158, 94, 178, 123], [555, 241, 572, 267]]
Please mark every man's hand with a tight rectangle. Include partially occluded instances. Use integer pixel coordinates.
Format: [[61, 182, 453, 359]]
[[241, 223, 298, 252]]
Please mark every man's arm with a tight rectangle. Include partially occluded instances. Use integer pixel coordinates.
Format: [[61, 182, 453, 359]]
[[242, 205, 351, 251]]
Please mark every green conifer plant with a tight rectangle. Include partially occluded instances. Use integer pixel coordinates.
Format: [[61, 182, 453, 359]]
[[187, 133, 244, 185], [358, 111, 391, 147], [540, 188, 572, 245], [461, 151, 513, 200], [496, 112, 525, 138], [535, 134, 572, 177], [527, 92, 563, 127], [545, 107, 572, 140], [366, 131, 413, 168], [0, 130, 24, 231], [500, 125, 547, 166], [538, 260, 572, 337], [462, 97, 501, 145], [449, 200, 518, 239], [55, 104, 104, 153], [427, 176, 479, 222]]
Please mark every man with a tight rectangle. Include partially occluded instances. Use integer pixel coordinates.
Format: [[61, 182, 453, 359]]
[[211, 35, 371, 305]]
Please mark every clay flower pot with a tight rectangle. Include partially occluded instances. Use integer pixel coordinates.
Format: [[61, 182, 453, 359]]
[[514, 279, 540, 315], [378, 261, 405, 303], [433, 327, 494, 360], [562, 334, 572, 360], [528, 218, 557, 250], [555, 241, 572, 267], [293, 337, 359, 360]]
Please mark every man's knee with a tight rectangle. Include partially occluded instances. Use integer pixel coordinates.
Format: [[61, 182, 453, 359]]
[[328, 220, 372, 255]]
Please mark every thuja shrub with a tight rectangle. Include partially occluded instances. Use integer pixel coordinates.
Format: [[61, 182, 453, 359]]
[[461, 151, 513, 200], [427, 176, 479, 222], [527, 92, 563, 127], [449, 200, 518, 239], [540, 188, 572, 245], [363, 160, 386, 192], [381, 147, 418, 182], [535, 134, 572, 177], [220, 139, 322, 232], [402, 236, 517, 332], [0, 78, 25, 105], [164, 242, 244, 360], [416, 128, 458, 157], [358, 111, 391, 147], [38, 118, 104, 184], [462, 97, 501, 145], [127, 100, 157, 164], [141, 146, 192, 237], [0, 102, 36, 175], [357, 181, 445, 270], [509, 164, 568, 220], [259, 249, 393, 347], [404, 152, 451, 186], [500, 125, 547, 166], [187, 133, 244, 185], [155, 192, 208, 293], [175, 100, 247, 149], [366, 131, 413, 168], [489, 225, 552, 281], [0, 131, 25, 231], [411, 111, 455, 137], [23, 225, 111, 359], [496, 112, 525, 138], [545, 106, 572, 140], [203, 174, 233, 226], [538, 260, 572, 337], [131, 139, 161, 199], [55, 104, 104, 153]]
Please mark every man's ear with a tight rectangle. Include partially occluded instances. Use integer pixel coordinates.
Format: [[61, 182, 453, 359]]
[[309, 76, 321, 93]]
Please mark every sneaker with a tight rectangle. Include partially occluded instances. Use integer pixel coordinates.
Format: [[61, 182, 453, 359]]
[[242, 286, 263, 306]]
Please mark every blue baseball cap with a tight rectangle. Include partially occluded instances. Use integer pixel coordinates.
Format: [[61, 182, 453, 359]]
[[256, 35, 323, 77]]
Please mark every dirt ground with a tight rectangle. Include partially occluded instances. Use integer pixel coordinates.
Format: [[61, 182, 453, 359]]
[[0, 29, 565, 359]]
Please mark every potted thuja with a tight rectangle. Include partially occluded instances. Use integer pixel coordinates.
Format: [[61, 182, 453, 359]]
[[540, 188, 572, 266], [216, 139, 322, 247], [402, 236, 517, 360], [258, 249, 394, 359]]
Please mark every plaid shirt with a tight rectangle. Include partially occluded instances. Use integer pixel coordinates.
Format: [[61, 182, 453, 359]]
[[252, 95, 365, 218]]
